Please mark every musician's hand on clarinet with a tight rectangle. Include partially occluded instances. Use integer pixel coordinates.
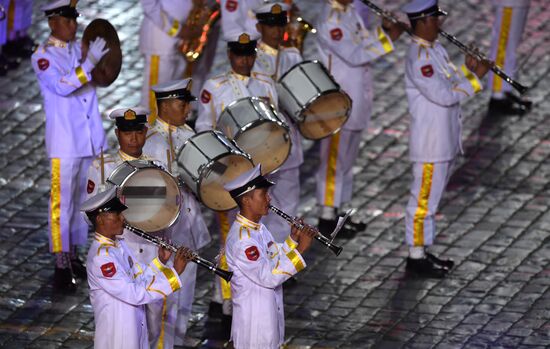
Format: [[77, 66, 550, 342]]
[[297, 224, 316, 254], [465, 45, 491, 79], [174, 247, 194, 274], [158, 241, 173, 265]]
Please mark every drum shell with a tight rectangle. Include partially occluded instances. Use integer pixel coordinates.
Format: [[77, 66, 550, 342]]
[[82, 18, 123, 87], [277, 60, 352, 140], [178, 130, 254, 211], [218, 97, 291, 175]]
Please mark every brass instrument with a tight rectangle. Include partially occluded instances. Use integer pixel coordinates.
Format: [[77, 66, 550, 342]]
[[283, 1, 316, 52], [358, 0, 528, 95], [180, 0, 221, 64]]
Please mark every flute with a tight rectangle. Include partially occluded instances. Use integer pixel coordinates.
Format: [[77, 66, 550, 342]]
[[268, 205, 343, 256], [124, 223, 233, 282], [359, 0, 528, 95]]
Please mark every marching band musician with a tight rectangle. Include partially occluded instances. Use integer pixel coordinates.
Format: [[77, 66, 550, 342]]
[[224, 164, 316, 349], [220, 0, 263, 41], [142, 78, 212, 348], [251, 1, 304, 243], [487, 0, 532, 114], [401, 0, 490, 277], [314, 0, 403, 236], [195, 32, 277, 328], [31, 0, 110, 292], [82, 187, 194, 349]]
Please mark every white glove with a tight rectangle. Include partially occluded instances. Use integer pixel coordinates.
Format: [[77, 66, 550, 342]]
[[82, 37, 110, 72]]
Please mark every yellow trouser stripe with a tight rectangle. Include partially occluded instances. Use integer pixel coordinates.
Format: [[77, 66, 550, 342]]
[[377, 26, 394, 54], [146, 276, 167, 349], [148, 55, 160, 124], [461, 65, 482, 94], [50, 158, 62, 253], [218, 212, 232, 299], [324, 132, 340, 207], [75, 66, 88, 85], [493, 7, 512, 92], [413, 163, 433, 246], [7, 0, 14, 32]]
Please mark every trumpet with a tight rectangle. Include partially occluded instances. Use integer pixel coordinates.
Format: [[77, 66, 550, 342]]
[[180, 0, 220, 63], [358, 0, 528, 95], [268, 205, 343, 256], [124, 223, 233, 282]]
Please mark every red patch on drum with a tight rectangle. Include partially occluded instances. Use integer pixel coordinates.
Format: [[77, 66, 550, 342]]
[[421, 64, 434, 77], [245, 246, 260, 261], [226, 0, 238, 12], [87, 180, 95, 194], [330, 28, 343, 41], [37, 58, 50, 71], [101, 262, 116, 277], [201, 89, 211, 103]]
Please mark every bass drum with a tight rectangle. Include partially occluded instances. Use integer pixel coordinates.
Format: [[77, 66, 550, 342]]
[[178, 130, 254, 211], [107, 160, 180, 232], [277, 60, 352, 140], [217, 97, 290, 175], [82, 18, 123, 87]]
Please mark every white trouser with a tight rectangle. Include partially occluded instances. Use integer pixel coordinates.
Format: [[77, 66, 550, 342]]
[[405, 161, 454, 247], [148, 262, 197, 348], [488, 4, 529, 97], [48, 157, 92, 253], [263, 167, 300, 243], [213, 209, 237, 311], [316, 129, 362, 209]]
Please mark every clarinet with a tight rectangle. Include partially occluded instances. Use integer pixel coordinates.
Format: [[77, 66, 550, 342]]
[[358, 0, 528, 95], [124, 224, 233, 282], [268, 205, 343, 256]]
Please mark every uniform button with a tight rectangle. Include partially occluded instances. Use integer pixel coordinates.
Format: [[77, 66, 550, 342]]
[[83, 98, 87, 102], [86, 115, 90, 119]]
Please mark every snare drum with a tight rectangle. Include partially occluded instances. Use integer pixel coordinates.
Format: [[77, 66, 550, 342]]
[[218, 97, 291, 175], [107, 160, 180, 232], [178, 130, 254, 211], [277, 60, 352, 140]]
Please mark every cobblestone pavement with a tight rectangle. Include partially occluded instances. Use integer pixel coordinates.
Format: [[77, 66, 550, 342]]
[[0, 0, 549, 348]]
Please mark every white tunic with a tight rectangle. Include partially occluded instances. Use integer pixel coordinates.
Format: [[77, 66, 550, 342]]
[[196, 71, 278, 133], [226, 214, 306, 349], [219, 0, 263, 41], [405, 36, 483, 162], [315, 0, 394, 131], [87, 233, 182, 349], [31, 36, 106, 158], [139, 0, 193, 55], [252, 41, 303, 170]]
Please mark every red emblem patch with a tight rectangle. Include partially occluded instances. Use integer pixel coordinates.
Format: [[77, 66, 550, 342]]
[[245, 246, 260, 261], [226, 0, 238, 12], [101, 262, 116, 277], [37, 58, 50, 71], [421, 64, 434, 77], [201, 89, 211, 104], [87, 179, 95, 194], [330, 28, 343, 41]]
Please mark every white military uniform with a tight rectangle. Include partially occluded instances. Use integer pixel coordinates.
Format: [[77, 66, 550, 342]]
[[226, 214, 306, 349], [6, 0, 33, 40], [87, 232, 182, 349], [404, 35, 482, 247], [488, 0, 530, 98], [196, 70, 276, 304], [315, 0, 394, 210], [220, 0, 262, 40], [142, 116, 211, 347], [139, 0, 193, 114], [252, 40, 304, 242], [32, 36, 106, 253], [0, 0, 7, 49]]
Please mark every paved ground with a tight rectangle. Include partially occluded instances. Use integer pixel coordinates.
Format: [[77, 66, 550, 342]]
[[0, 0, 549, 348]]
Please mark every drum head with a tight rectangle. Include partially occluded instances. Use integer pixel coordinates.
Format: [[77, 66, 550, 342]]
[[300, 91, 351, 140], [82, 19, 122, 87], [118, 167, 180, 232], [235, 121, 290, 174]]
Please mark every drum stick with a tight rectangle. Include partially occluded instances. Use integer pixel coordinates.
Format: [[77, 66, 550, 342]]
[[166, 149, 172, 173], [100, 147, 105, 185], [225, 125, 233, 140], [328, 54, 332, 74]]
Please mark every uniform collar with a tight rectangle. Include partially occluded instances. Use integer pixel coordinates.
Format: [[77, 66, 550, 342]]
[[94, 232, 118, 246], [118, 150, 142, 162], [47, 36, 69, 48], [258, 41, 279, 56], [236, 214, 261, 230], [411, 35, 435, 48], [229, 71, 251, 84], [329, 0, 351, 12], [155, 116, 178, 132]]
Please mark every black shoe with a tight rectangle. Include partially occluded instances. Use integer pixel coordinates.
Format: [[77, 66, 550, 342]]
[[505, 92, 532, 109], [3, 37, 36, 59], [318, 217, 338, 238], [204, 302, 231, 341], [0, 64, 6, 76], [346, 218, 366, 232], [426, 252, 455, 270], [488, 94, 530, 115], [54, 267, 77, 292], [71, 258, 87, 279], [405, 257, 449, 278], [0, 53, 20, 70]]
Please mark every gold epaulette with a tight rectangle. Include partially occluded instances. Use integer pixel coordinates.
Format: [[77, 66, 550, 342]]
[[252, 73, 275, 85]]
